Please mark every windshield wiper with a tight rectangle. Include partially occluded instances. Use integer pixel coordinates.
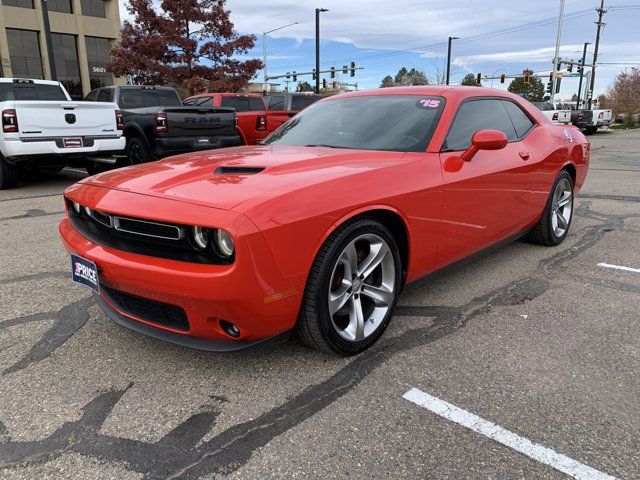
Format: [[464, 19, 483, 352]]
[[304, 144, 356, 149]]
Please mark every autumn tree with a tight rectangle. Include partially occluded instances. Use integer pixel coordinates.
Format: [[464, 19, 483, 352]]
[[108, 0, 261, 95], [461, 73, 480, 86], [608, 68, 640, 114], [508, 69, 544, 102]]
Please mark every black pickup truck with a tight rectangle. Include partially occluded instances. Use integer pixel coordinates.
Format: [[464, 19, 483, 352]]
[[84, 86, 242, 170]]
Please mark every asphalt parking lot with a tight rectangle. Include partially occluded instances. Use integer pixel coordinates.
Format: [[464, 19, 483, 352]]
[[1, 129, 639, 479]]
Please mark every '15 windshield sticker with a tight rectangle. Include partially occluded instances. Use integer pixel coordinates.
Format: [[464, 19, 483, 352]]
[[418, 99, 440, 109]]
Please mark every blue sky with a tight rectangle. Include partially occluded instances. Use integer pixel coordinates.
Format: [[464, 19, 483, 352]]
[[120, 0, 640, 99]]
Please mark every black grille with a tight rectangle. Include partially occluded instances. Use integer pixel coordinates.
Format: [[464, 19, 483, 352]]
[[102, 285, 190, 331], [114, 217, 181, 240]]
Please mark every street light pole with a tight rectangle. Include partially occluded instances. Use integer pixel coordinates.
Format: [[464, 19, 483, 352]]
[[446, 36, 458, 85], [550, 0, 565, 104], [315, 8, 329, 94], [576, 42, 590, 109], [262, 21, 299, 93]]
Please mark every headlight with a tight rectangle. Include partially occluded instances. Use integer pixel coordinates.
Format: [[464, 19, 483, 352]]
[[214, 229, 234, 258], [72, 201, 81, 214], [191, 226, 209, 251]]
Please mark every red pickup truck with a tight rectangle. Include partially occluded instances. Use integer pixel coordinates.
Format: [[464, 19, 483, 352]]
[[184, 92, 323, 145], [183, 93, 269, 145]]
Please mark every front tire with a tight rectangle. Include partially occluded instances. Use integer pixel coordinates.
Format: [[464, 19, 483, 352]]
[[296, 218, 402, 355], [0, 154, 18, 189], [527, 170, 574, 246]]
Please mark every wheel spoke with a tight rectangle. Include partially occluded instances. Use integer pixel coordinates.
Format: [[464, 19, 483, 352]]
[[342, 242, 359, 280], [347, 296, 365, 341], [557, 190, 572, 208], [556, 210, 568, 230], [328, 280, 351, 316], [361, 283, 394, 307], [358, 241, 389, 279]]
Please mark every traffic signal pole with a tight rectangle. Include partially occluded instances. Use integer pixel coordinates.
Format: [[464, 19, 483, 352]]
[[550, 0, 565, 104], [576, 42, 590, 109]]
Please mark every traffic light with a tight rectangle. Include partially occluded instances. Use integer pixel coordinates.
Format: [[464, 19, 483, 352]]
[[342, 64, 348, 74], [332, 81, 337, 89], [577, 59, 583, 73], [292, 71, 297, 82], [286, 72, 290, 79], [524, 71, 530, 84], [350, 61, 356, 77], [312, 69, 316, 80], [330, 67, 335, 79], [322, 78, 327, 89], [555, 77, 561, 94], [567, 61, 573, 73], [500, 74, 505, 84], [476, 73, 482, 85]]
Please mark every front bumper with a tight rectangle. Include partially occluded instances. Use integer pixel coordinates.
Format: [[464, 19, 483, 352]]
[[3, 136, 126, 160], [59, 185, 302, 350], [154, 134, 243, 158]]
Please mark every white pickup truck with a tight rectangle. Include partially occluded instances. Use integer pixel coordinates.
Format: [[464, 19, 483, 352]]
[[0, 78, 125, 189], [586, 109, 612, 134], [531, 102, 571, 125]]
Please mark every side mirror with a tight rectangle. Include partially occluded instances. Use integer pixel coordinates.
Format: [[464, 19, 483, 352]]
[[461, 129, 508, 162]]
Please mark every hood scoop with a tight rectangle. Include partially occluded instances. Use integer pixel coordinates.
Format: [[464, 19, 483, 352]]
[[214, 166, 265, 175]]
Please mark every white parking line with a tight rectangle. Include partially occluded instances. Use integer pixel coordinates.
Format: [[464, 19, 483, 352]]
[[598, 263, 640, 274], [403, 388, 617, 480]]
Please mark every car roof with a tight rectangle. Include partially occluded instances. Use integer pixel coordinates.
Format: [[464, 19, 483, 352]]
[[0, 78, 61, 86], [329, 85, 526, 102], [187, 93, 263, 98]]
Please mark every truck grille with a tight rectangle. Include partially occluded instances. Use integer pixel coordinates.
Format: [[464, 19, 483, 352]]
[[102, 285, 189, 332]]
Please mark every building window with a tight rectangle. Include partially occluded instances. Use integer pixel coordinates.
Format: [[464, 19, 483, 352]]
[[2, 0, 34, 9], [48, 0, 73, 13], [51, 33, 83, 99], [6, 29, 44, 79], [85, 36, 114, 89], [81, 0, 106, 18]]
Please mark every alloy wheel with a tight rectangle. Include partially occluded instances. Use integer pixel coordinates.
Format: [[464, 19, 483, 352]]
[[551, 177, 573, 237], [327, 233, 396, 342]]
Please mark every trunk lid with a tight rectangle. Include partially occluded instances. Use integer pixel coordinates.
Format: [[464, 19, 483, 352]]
[[162, 107, 237, 138]]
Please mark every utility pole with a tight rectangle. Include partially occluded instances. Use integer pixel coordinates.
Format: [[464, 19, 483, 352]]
[[40, 0, 57, 81], [550, 0, 565, 104], [446, 36, 458, 85], [315, 8, 329, 94], [588, 0, 607, 107], [576, 42, 590, 109]]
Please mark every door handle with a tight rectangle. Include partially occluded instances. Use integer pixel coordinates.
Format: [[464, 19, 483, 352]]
[[519, 151, 530, 160]]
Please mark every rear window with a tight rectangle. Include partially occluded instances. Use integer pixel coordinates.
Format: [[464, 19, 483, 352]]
[[267, 95, 285, 110], [221, 96, 265, 112], [291, 95, 319, 111], [118, 89, 182, 108], [0, 82, 67, 101]]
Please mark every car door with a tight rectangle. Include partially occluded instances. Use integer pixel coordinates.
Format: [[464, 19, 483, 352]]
[[437, 98, 538, 265]]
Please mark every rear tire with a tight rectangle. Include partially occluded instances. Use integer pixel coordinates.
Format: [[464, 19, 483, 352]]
[[295, 217, 402, 356], [0, 154, 18, 189], [124, 136, 152, 166], [527, 170, 574, 246]]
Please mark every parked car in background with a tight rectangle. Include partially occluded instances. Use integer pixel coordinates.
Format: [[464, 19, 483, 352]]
[[554, 103, 594, 133], [0, 78, 125, 189], [532, 102, 571, 125], [84, 86, 242, 172], [586, 108, 612, 134], [265, 92, 324, 132], [184, 93, 268, 145]]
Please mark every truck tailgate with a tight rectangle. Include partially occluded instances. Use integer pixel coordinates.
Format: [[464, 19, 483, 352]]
[[164, 107, 237, 137], [15, 101, 117, 139]]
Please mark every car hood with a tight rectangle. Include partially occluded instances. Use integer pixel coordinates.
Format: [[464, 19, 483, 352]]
[[81, 145, 407, 211]]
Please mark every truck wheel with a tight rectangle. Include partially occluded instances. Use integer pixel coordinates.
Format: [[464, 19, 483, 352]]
[[0, 155, 18, 189], [126, 137, 152, 165]]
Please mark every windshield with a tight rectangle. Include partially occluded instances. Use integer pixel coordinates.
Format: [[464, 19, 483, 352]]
[[263, 95, 445, 152]]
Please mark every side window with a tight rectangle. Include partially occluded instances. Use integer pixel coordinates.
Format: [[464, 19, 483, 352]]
[[291, 96, 317, 111], [501, 101, 535, 138], [443, 99, 517, 151], [267, 95, 285, 110], [97, 89, 113, 102], [85, 89, 98, 101]]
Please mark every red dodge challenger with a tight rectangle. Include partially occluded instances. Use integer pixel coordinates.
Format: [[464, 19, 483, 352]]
[[59, 86, 589, 355]]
